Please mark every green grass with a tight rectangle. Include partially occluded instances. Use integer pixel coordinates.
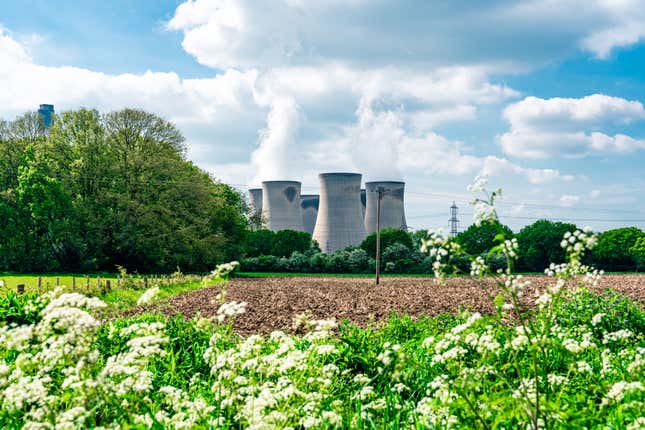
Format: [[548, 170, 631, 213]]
[[0, 273, 118, 294], [0, 273, 218, 312]]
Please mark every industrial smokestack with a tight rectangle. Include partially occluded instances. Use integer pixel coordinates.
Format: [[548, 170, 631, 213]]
[[313, 173, 366, 253], [261, 181, 304, 232], [360, 189, 366, 219], [300, 194, 319, 235], [364, 181, 407, 234], [248, 188, 263, 218]]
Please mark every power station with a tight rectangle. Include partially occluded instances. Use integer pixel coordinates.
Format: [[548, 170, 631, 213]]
[[248, 188, 263, 219], [313, 173, 367, 253], [250, 173, 407, 253], [261, 181, 304, 232], [300, 194, 319, 235], [364, 181, 407, 234]]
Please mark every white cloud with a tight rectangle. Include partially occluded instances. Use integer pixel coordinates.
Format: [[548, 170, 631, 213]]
[[500, 94, 645, 158], [559, 194, 581, 207], [168, 0, 645, 71], [580, 0, 645, 58]]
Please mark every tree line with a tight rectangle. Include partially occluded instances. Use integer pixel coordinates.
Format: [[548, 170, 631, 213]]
[[0, 109, 248, 273], [240, 221, 645, 274]]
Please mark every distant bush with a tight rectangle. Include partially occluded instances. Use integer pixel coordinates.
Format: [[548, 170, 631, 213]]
[[516, 220, 578, 272], [631, 236, 645, 271], [244, 229, 317, 258], [360, 228, 414, 258], [593, 227, 645, 271], [456, 220, 514, 255]]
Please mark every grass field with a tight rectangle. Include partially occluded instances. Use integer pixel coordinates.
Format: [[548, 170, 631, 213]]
[[0, 273, 118, 293], [0, 273, 212, 311]]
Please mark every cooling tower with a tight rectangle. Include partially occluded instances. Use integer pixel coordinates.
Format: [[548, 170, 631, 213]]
[[300, 194, 319, 235], [364, 181, 407, 234], [313, 173, 366, 253], [248, 188, 263, 218], [261, 181, 304, 232], [360, 189, 366, 219]]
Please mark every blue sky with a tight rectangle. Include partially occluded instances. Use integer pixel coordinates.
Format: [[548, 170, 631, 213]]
[[1, 0, 644, 232]]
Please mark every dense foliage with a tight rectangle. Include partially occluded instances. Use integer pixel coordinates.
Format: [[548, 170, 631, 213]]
[[516, 220, 579, 272], [1, 280, 643, 428], [455, 220, 514, 255], [244, 229, 318, 258], [592, 227, 645, 272], [0, 109, 248, 273], [360, 227, 414, 258]]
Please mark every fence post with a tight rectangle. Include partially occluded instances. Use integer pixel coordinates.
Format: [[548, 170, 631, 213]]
[[97, 276, 101, 291], [56, 277, 60, 287], [86, 276, 90, 292], [17, 284, 25, 294], [72, 277, 76, 292], [106, 280, 111, 292], [37, 276, 42, 294], [144, 276, 148, 288]]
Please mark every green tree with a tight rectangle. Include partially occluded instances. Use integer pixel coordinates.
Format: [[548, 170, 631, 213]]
[[245, 230, 277, 257], [272, 230, 314, 258], [630, 236, 645, 271], [516, 220, 578, 272], [0, 108, 250, 273], [456, 221, 514, 255], [360, 228, 413, 258], [593, 227, 645, 271]]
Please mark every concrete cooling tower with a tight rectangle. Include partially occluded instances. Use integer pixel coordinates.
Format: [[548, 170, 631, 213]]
[[364, 181, 407, 234], [300, 194, 319, 235], [313, 173, 366, 253], [248, 188, 263, 218], [261, 181, 304, 232], [360, 189, 366, 219]]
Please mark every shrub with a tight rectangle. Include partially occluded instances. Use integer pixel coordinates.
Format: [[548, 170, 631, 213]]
[[326, 250, 351, 272], [593, 227, 645, 271], [272, 230, 314, 258], [516, 219, 578, 272], [360, 228, 414, 258], [244, 229, 276, 257], [346, 248, 369, 273], [631, 236, 645, 271], [286, 251, 310, 272], [456, 220, 514, 255], [382, 242, 413, 262]]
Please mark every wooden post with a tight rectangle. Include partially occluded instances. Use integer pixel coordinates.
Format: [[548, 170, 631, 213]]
[[37, 277, 42, 294], [97, 276, 101, 290], [86, 276, 90, 292], [375, 187, 383, 286], [72, 277, 76, 292], [56, 277, 60, 286], [106, 280, 111, 292], [17, 284, 25, 294], [144, 277, 148, 288]]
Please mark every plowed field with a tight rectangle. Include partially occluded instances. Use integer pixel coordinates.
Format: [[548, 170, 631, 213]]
[[135, 274, 645, 334]]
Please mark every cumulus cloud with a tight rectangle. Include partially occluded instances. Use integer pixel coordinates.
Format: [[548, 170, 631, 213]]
[[559, 194, 581, 207], [500, 94, 645, 158], [167, 0, 645, 70]]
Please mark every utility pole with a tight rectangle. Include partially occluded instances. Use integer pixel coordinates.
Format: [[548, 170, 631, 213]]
[[375, 186, 383, 285]]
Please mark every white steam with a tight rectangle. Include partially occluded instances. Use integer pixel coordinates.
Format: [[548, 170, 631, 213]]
[[251, 96, 300, 183]]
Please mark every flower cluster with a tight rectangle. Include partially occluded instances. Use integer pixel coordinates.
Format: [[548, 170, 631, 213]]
[[421, 230, 461, 280]]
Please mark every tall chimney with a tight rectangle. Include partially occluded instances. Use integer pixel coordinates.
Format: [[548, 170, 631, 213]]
[[261, 181, 304, 232], [364, 181, 407, 234], [300, 194, 319, 235], [313, 173, 366, 253]]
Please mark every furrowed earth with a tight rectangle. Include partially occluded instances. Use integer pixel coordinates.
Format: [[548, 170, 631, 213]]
[[131, 274, 645, 334]]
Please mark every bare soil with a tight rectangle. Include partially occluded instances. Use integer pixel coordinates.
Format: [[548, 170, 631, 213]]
[[131, 275, 645, 335]]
